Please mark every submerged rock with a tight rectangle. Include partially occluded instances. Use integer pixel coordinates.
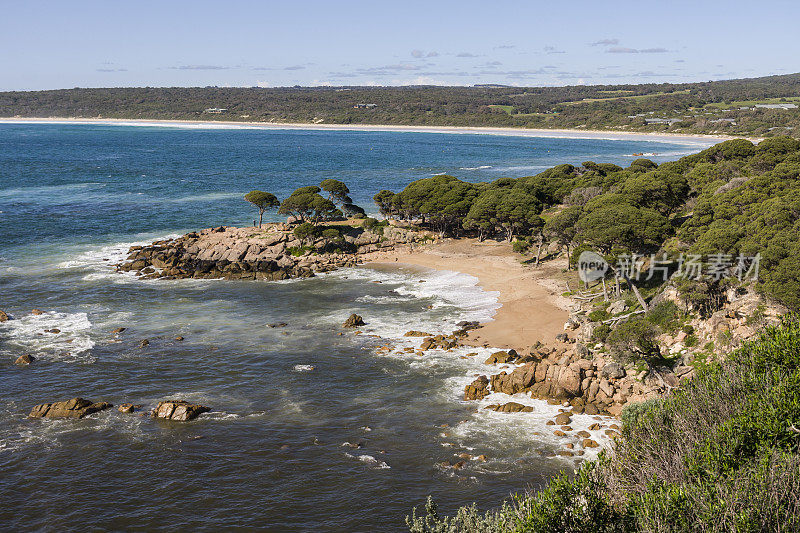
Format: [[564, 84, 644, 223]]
[[29, 398, 113, 419], [152, 400, 210, 421], [15, 354, 35, 365], [342, 314, 365, 328], [31, 309, 44, 316]]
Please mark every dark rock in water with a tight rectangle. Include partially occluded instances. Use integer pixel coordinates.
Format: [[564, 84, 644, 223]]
[[174, 336, 184, 341], [464, 375, 490, 400], [485, 402, 533, 413], [554, 413, 572, 425], [267, 323, 288, 328], [403, 330, 432, 337], [111, 327, 127, 334], [342, 314, 365, 328], [0, 310, 8, 322], [31, 309, 44, 316], [139, 339, 150, 347], [45, 328, 61, 334], [152, 400, 210, 421], [117, 403, 141, 413], [29, 398, 113, 419], [15, 354, 35, 365]]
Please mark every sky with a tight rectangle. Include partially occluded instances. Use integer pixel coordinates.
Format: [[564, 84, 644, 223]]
[[2, 0, 799, 91]]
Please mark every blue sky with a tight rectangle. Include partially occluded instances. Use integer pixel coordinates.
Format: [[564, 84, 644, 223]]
[[2, 0, 799, 90]]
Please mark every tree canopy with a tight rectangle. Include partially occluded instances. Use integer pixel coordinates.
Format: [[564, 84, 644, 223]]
[[244, 190, 279, 227]]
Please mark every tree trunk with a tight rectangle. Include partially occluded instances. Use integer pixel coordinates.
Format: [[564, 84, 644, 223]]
[[601, 277, 609, 301], [624, 275, 649, 311], [258, 210, 264, 228], [534, 235, 543, 266]]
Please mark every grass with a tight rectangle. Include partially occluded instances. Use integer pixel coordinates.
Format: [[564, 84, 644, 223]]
[[488, 104, 514, 114], [704, 96, 800, 109], [560, 90, 691, 106]]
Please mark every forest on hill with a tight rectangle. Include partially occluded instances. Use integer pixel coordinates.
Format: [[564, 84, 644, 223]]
[[1, 73, 800, 137]]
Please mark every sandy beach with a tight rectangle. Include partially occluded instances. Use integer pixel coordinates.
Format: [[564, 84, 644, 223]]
[[0, 117, 751, 143], [365, 238, 570, 352]]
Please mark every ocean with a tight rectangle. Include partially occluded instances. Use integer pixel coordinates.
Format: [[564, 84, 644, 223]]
[[0, 122, 714, 531]]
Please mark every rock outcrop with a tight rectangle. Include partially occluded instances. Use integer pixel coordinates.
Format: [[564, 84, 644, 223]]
[[464, 376, 490, 400], [116, 224, 429, 281], [342, 314, 365, 328], [15, 354, 35, 365], [152, 400, 210, 421], [0, 310, 9, 322], [29, 398, 113, 419]]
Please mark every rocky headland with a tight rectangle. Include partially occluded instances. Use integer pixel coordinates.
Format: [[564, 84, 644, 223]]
[[115, 222, 430, 281]]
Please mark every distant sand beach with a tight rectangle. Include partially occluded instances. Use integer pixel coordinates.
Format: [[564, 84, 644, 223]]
[[0, 117, 751, 143]]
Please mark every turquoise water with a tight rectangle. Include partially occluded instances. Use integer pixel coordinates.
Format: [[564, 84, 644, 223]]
[[0, 123, 712, 531]]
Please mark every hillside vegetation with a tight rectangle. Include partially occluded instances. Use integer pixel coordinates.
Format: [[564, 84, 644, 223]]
[[2, 73, 800, 136], [407, 316, 800, 532], [376, 136, 800, 313]]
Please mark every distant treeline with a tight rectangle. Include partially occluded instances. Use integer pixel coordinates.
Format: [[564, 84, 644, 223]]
[[2, 73, 800, 136]]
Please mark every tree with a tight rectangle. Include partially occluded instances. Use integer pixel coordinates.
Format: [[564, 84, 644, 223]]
[[575, 194, 671, 255], [320, 178, 365, 218], [320, 179, 350, 204], [279, 186, 340, 224], [544, 206, 582, 267], [374, 190, 397, 218], [464, 188, 543, 241], [244, 190, 279, 228], [320, 228, 343, 252], [293, 222, 318, 246]]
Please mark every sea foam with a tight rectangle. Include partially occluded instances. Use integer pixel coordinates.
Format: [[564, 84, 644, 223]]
[[0, 310, 96, 362]]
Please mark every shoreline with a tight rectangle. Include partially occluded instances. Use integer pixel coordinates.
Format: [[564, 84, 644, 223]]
[[364, 238, 569, 352], [0, 117, 751, 144]]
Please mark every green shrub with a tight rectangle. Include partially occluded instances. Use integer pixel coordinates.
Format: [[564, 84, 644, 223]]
[[645, 300, 684, 333], [588, 308, 610, 322], [682, 324, 695, 335], [293, 222, 318, 245], [512, 238, 531, 254], [592, 323, 612, 343], [620, 398, 662, 428], [684, 333, 698, 347], [287, 245, 313, 257], [607, 315, 660, 363]]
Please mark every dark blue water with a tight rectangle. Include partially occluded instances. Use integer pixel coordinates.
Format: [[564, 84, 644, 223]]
[[0, 123, 711, 531]]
